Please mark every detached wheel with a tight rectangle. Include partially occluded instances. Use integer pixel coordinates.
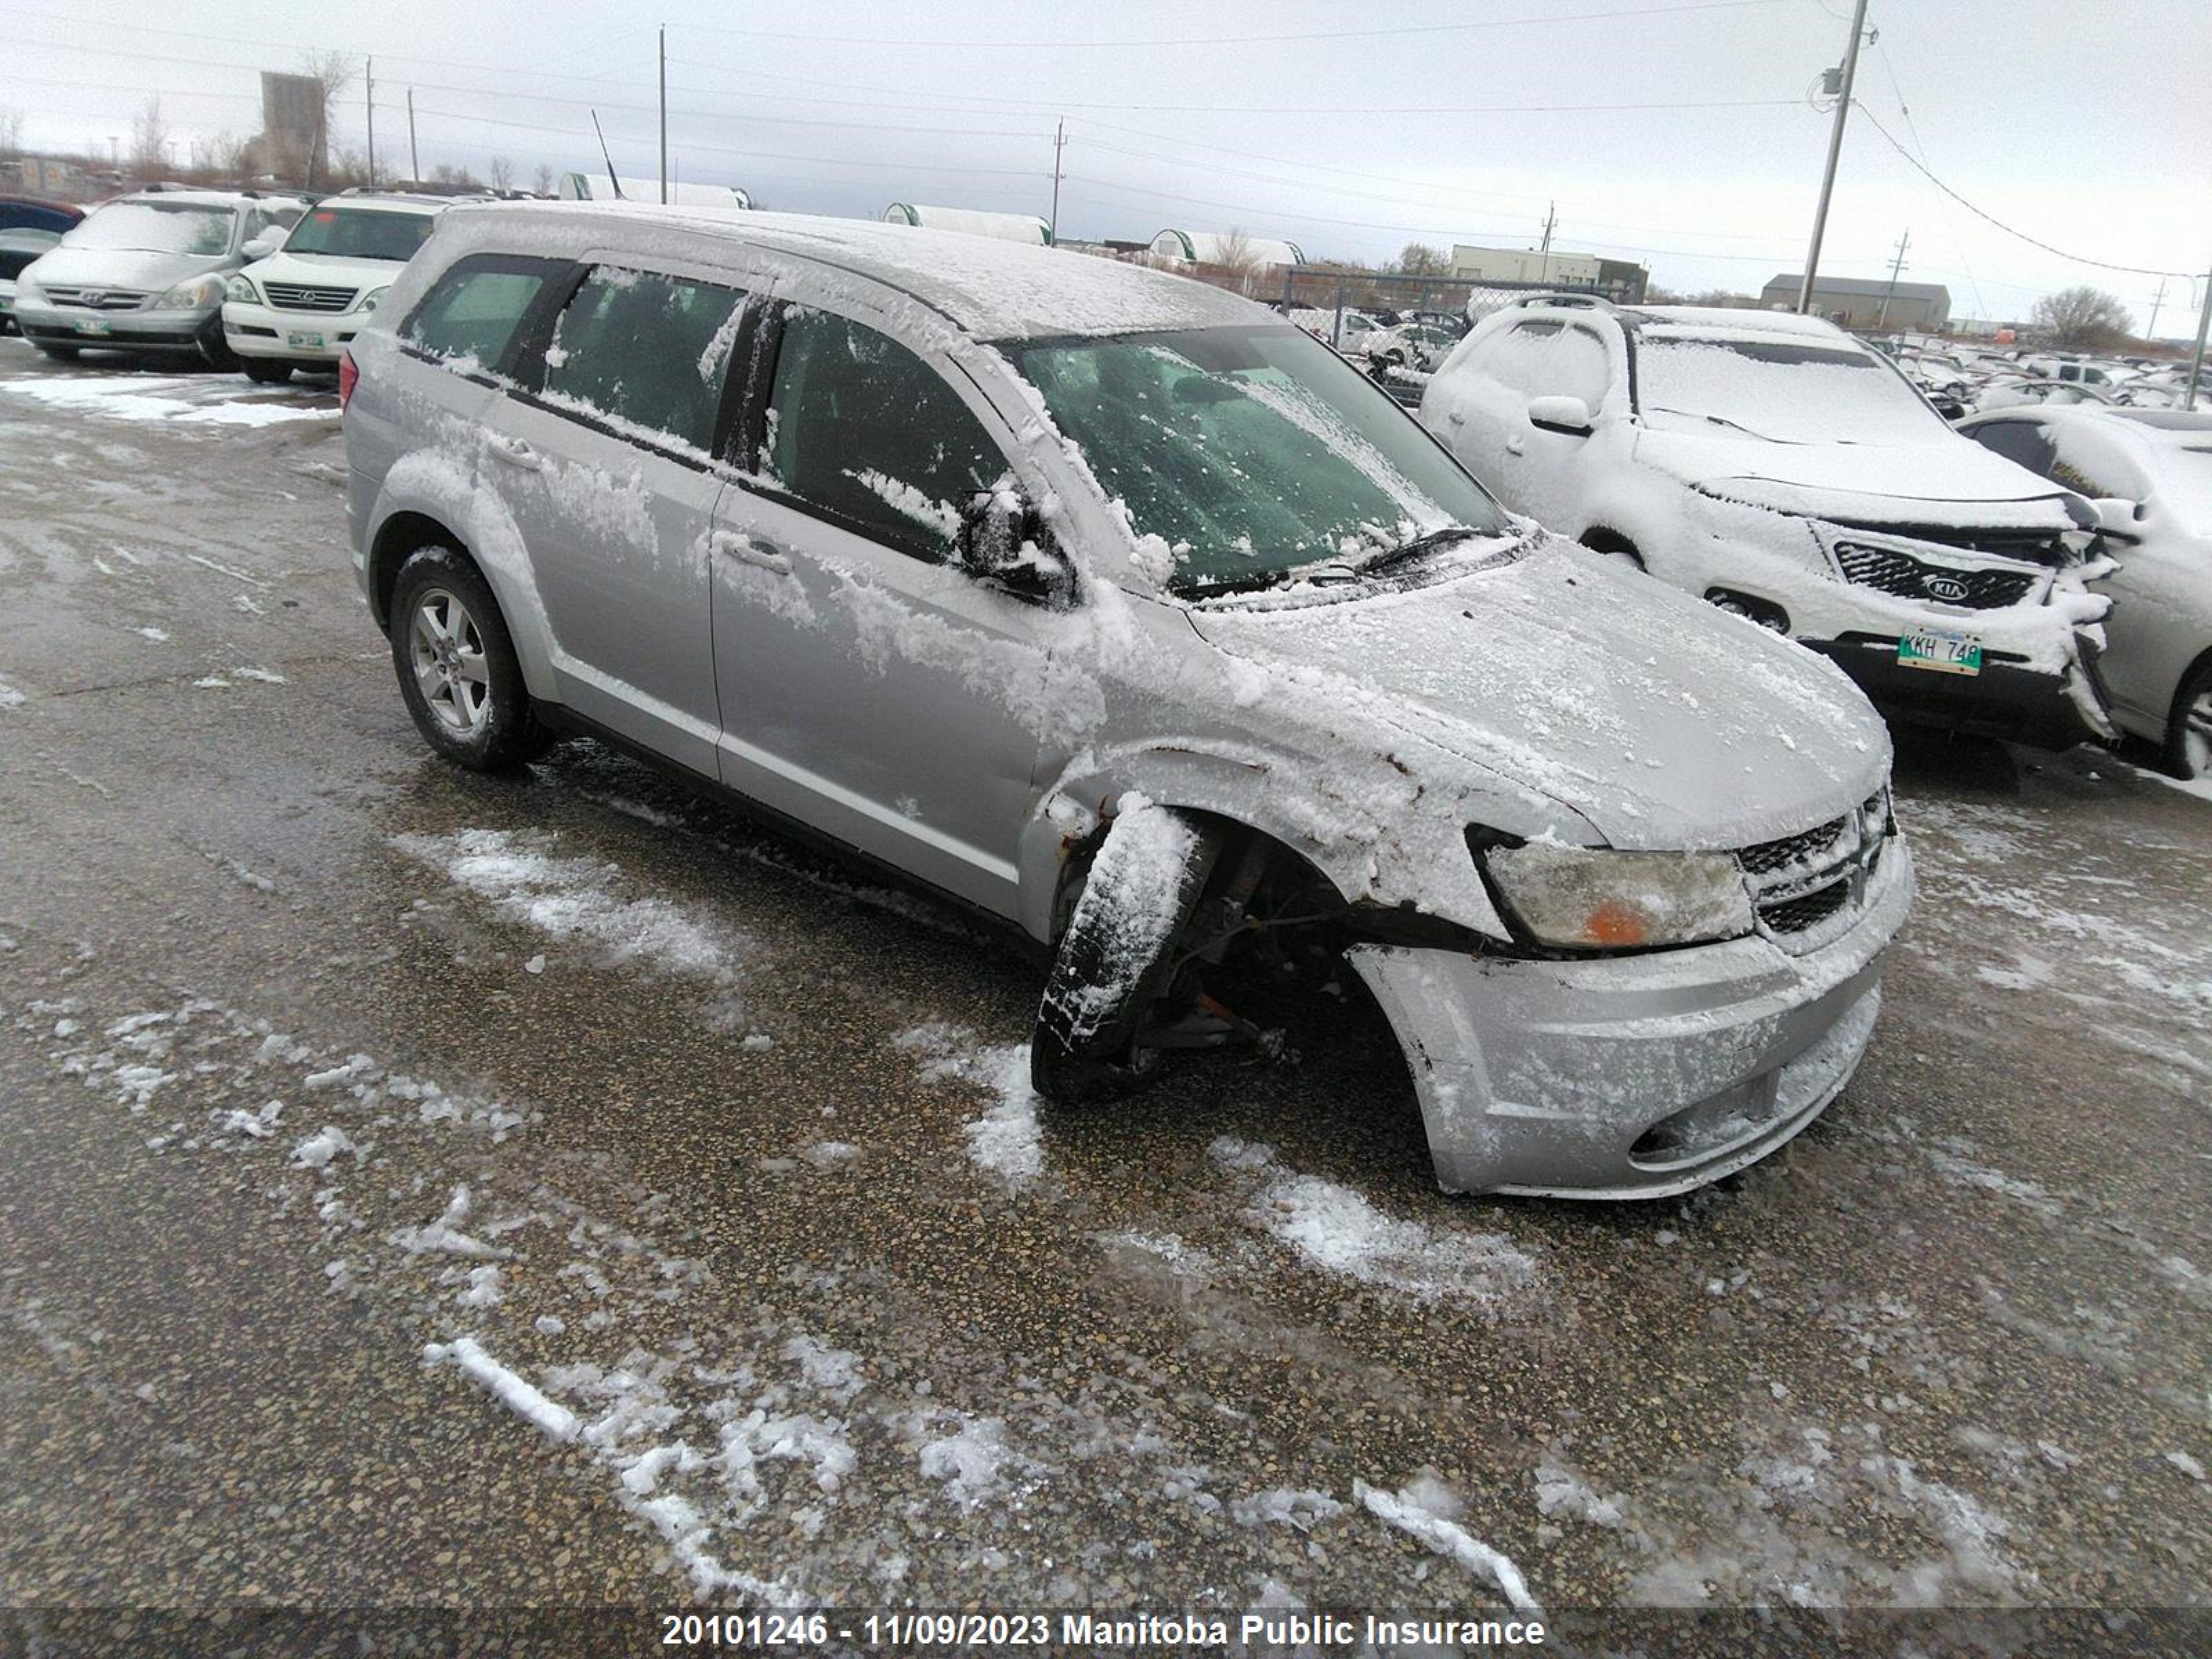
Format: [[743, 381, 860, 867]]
[[242, 359, 292, 385], [1032, 803, 1220, 1105], [2164, 659, 2212, 781], [388, 545, 555, 771]]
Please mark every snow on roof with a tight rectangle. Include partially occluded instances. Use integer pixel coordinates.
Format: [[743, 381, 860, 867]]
[[1620, 304, 1852, 340], [112, 188, 301, 209], [883, 204, 1052, 245], [431, 202, 1262, 340]]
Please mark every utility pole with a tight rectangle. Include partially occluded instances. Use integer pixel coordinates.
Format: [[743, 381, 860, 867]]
[[1048, 117, 1065, 244], [2186, 267, 2210, 413], [658, 25, 668, 205], [1797, 0, 1871, 314], [406, 88, 419, 184], [2146, 276, 2167, 344], [1876, 227, 1911, 330], [1538, 201, 1557, 283], [365, 58, 375, 187]]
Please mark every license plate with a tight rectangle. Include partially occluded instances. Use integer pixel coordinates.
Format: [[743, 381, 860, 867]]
[[1898, 629, 1982, 675], [74, 317, 111, 337], [285, 330, 326, 350]]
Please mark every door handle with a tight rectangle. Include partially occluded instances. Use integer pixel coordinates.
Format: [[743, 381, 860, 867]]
[[486, 433, 541, 471], [710, 530, 791, 575], [1505, 435, 1526, 456]]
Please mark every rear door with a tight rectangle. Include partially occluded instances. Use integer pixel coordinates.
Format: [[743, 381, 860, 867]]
[[708, 299, 1052, 917], [479, 259, 756, 778]]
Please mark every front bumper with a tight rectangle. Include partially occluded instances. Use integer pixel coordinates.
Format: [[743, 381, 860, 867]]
[[15, 298, 223, 355], [222, 299, 368, 363], [1807, 635, 2106, 750], [1349, 835, 1913, 1199]]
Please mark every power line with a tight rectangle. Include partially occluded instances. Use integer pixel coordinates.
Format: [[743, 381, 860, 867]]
[[666, 0, 1795, 50], [1855, 103, 2195, 280]]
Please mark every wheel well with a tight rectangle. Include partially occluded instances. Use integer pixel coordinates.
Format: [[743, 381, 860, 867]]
[[1579, 527, 1644, 566], [2171, 644, 2212, 727], [368, 513, 465, 630]]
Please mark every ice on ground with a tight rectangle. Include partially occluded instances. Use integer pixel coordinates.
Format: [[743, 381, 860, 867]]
[[1229, 1487, 1344, 1531], [393, 1186, 506, 1259], [1209, 1137, 1535, 1303], [1356, 1475, 1541, 1613], [898, 1025, 1042, 1185], [424, 1335, 579, 1441], [2166, 1450, 2207, 1482], [912, 1410, 1033, 1508], [1533, 1459, 1628, 1528], [393, 827, 751, 990], [289, 1125, 355, 1169], [131, 626, 169, 641], [0, 375, 335, 427]]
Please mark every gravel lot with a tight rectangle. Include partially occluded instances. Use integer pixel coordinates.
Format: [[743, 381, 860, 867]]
[[1, 337, 2206, 1644]]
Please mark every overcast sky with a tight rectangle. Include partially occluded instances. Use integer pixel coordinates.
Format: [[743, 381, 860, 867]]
[[9, 0, 2209, 333]]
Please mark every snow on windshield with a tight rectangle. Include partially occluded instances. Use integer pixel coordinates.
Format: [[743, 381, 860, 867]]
[[2159, 442, 2212, 535], [1015, 325, 1506, 588], [65, 202, 232, 256], [1637, 334, 1943, 447]]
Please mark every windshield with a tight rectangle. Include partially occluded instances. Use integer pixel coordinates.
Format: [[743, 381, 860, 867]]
[[1636, 333, 1944, 445], [281, 206, 435, 262], [65, 201, 233, 256], [1013, 324, 1509, 590]]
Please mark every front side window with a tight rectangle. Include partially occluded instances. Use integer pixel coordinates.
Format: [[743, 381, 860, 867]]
[[1964, 419, 2056, 477], [763, 308, 1002, 559], [65, 201, 232, 256], [541, 267, 750, 456], [402, 256, 559, 371], [1015, 324, 1508, 590], [283, 207, 435, 263], [1472, 319, 1610, 407], [1635, 330, 1943, 445]]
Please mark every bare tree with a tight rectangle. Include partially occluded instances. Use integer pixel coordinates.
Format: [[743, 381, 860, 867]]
[[0, 106, 24, 161], [1397, 242, 1451, 276], [292, 50, 358, 186], [2032, 285, 2132, 351], [1210, 227, 1262, 276], [489, 154, 514, 191], [129, 95, 170, 174], [532, 162, 555, 196]]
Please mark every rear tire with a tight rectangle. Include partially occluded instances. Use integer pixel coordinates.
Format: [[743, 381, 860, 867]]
[[2164, 659, 2212, 781], [388, 545, 556, 772], [1031, 805, 1220, 1105], [242, 359, 293, 385]]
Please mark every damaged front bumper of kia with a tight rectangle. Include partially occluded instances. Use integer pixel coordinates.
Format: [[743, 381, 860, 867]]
[[1349, 827, 1914, 1200]]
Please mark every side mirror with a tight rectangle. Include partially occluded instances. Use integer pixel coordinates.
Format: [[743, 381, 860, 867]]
[[2090, 497, 2144, 541], [241, 231, 283, 260], [1526, 394, 1593, 436], [955, 480, 1076, 607]]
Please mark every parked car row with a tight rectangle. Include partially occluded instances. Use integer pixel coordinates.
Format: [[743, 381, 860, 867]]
[[7, 186, 475, 382], [1415, 292, 2211, 776], [1884, 338, 2202, 419]]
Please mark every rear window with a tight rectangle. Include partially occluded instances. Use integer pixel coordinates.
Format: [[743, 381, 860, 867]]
[[539, 266, 751, 456], [402, 255, 561, 371]]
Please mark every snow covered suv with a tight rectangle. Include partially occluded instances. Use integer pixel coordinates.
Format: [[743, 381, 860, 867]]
[[346, 205, 1913, 1198], [1421, 298, 2114, 749], [223, 191, 456, 382]]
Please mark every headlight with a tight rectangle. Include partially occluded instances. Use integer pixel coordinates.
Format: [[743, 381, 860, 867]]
[[1477, 838, 1752, 950], [225, 274, 259, 303], [155, 275, 225, 310], [357, 285, 391, 315]]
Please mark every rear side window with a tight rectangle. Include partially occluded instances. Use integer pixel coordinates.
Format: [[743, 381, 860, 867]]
[[762, 308, 1002, 560], [541, 266, 750, 456], [403, 255, 559, 371]]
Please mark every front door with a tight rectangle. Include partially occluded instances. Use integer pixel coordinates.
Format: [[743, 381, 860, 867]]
[[709, 302, 1053, 918]]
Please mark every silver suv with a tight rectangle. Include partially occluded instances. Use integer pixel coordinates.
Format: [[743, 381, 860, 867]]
[[343, 204, 1914, 1199]]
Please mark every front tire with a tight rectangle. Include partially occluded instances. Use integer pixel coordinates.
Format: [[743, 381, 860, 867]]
[[242, 359, 292, 385], [388, 545, 555, 771], [2164, 660, 2212, 781], [33, 342, 79, 362]]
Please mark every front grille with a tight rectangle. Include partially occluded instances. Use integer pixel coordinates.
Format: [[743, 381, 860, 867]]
[[1833, 541, 2040, 610], [37, 286, 149, 310], [1739, 815, 1848, 876], [1758, 879, 1853, 935], [262, 281, 356, 314]]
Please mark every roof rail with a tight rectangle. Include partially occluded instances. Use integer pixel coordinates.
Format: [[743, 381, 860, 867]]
[[1512, 290, 1615, 310]]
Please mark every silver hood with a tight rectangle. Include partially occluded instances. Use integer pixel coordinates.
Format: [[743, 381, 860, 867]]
[[1185, 541, 1890, 851], [20, 245, 232, 296]]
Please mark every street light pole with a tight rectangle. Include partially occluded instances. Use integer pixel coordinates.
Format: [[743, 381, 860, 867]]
[[1797, 0, 1871, 315], [365, 58, 375, 187], [407, 88, 419, 184], [2185, 267, 2210, 413], [1049, 117, 1065, 244], [659, 25, 668, 205]]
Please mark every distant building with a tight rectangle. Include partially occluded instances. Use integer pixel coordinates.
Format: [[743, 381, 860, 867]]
[[1761, 273, 1950, 331], [1447, 243, 1645, 301], [1148, 229, 1305, 268], [883, 204, 1051, 245], [0, 153, 111, 200], [557, 174, 751, 208]]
